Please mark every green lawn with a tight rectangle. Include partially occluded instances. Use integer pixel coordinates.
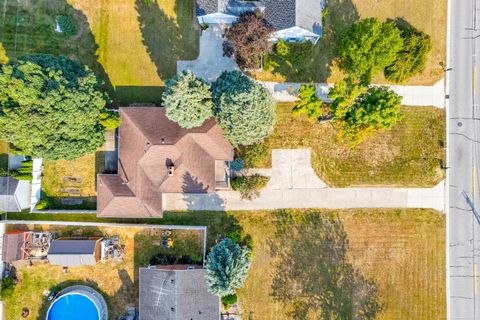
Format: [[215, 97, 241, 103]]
[[6, 209, 446, 319], [246, 103, 445, 187], [0, 0, 199, 105], [40, 151, 105, 209], [253, 0, 446, 85]]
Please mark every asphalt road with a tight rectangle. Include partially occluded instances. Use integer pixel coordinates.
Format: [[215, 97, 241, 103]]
[[448, 0, 480, 318]]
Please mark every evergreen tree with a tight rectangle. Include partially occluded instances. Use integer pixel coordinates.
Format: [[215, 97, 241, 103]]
[[205, 237, 252, 297], [337, 18, 403, 83], [163, 71, 214, 128], [384, 27, 432, 83], [329, 80, 403, 143], [292, 84, 327, 120], [212, 71, 276, 146]]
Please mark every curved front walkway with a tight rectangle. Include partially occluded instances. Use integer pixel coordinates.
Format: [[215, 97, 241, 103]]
[[163, 149, 445, 212]]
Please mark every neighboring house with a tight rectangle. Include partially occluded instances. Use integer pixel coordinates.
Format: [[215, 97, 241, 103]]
[[0, 176, 31, 212], [139, 266, 220, 320], [196, 0, 324, 44], [47, 238, 102, 267], [97, 107, 233, 218]]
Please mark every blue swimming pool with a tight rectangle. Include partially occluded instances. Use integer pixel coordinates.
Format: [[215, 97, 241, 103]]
[[47, 293, 100, 320]]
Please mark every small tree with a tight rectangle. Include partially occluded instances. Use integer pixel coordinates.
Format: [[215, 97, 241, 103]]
[[231, 174, 269, 200], [0, 54, 115, 161], [206, 237, 252, 297], [292, 84, 327, 120], [337, 18, 403, 83], [223, 11, 274, 69], [384, 27, 432, 83], [331, 84, 403, 143], [162, 71, 214, 129], [212, 71, 276, 146]]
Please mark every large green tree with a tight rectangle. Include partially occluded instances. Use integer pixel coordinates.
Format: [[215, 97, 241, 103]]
[[384, 27, 432, 83], [0, 54, 116, 160], [212, 71, 276, 146], [337, 18, 403, 83], [163, 71, 214, 128], [292, 84, 327, 120], [205, 237, 252, 297], [329, 80, 403, 143]]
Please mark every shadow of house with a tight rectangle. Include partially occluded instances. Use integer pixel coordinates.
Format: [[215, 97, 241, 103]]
[[136, 0, 199, 85], [0, 0, 114, 103], [269, 210, 383, 319]]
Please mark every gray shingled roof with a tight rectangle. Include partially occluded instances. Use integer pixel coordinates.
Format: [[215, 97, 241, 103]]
[[139, 268, 219, 320], [0, 177, 20, 212], [196, 0, 322, 34], [47, 239, 99, 266]]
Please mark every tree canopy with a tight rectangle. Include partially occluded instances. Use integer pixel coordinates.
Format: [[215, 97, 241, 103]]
[[0, 54, 117, 160], [163, 71, 213, 128], [205, 237, 252, 297], [223, 11, 274, 69], [384, 26, 432, 83], [292, 84, 327, 120], [212, 71, 276, 146], [329, 80, 403, 143], [337, 18, 403, 83]]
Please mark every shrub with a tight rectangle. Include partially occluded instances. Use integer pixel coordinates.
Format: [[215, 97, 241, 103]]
[[231, 174, 269, 200], [55, 15, 77, 36], [200, 23, 209, 30], [230, 159, 244, 172], [212, 71, 276, 146], [384, 27, 432, 83], [337, 18, 403, 83], [221, 293, 238, 308], [223, 11, 274, 69], [206, 238, 252, 297], [99, 111, 121, 130], [35, 199, 50, 210], [0, 278, 15, 299], [163, 71, 214, 129], [241, 144, 268, 168]]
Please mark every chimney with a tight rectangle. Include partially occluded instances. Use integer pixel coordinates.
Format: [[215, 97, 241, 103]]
[[168, 165, 175, 176]]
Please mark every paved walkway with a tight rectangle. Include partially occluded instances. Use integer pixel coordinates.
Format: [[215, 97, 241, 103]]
[[260, 80, 446, 108], [30, 158, 42, 210], [177, 25, 238, 82], [163, 149, 444, 212]]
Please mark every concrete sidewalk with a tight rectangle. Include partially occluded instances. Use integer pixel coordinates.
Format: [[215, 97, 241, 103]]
[[163, 149, 444, 212], [260, 79, 446, 108]]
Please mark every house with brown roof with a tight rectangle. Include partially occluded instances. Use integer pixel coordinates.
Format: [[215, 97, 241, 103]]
[[97, 107, 233, 218]]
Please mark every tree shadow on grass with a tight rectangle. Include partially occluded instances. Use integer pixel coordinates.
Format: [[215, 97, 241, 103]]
[[135, 0, 199, 84], [266, 0, 359, 82], [269, 210, 383, 319], [0, 0, 114, 103]]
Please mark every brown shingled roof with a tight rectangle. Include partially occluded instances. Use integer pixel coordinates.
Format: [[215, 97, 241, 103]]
[[97, 107, 233, 218]]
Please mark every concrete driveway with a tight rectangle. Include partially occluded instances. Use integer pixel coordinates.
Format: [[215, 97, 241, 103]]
[[163, 149, 444, 211], [177, 24, 238, 82]]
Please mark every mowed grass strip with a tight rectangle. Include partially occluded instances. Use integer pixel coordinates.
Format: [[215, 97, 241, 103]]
[[235, 209, 445, 320], [253, 0, 446, 85], [252, 103, 445, 187]]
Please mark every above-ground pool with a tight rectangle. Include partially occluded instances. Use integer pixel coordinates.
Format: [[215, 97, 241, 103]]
[[46, 286, 107, 320]]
